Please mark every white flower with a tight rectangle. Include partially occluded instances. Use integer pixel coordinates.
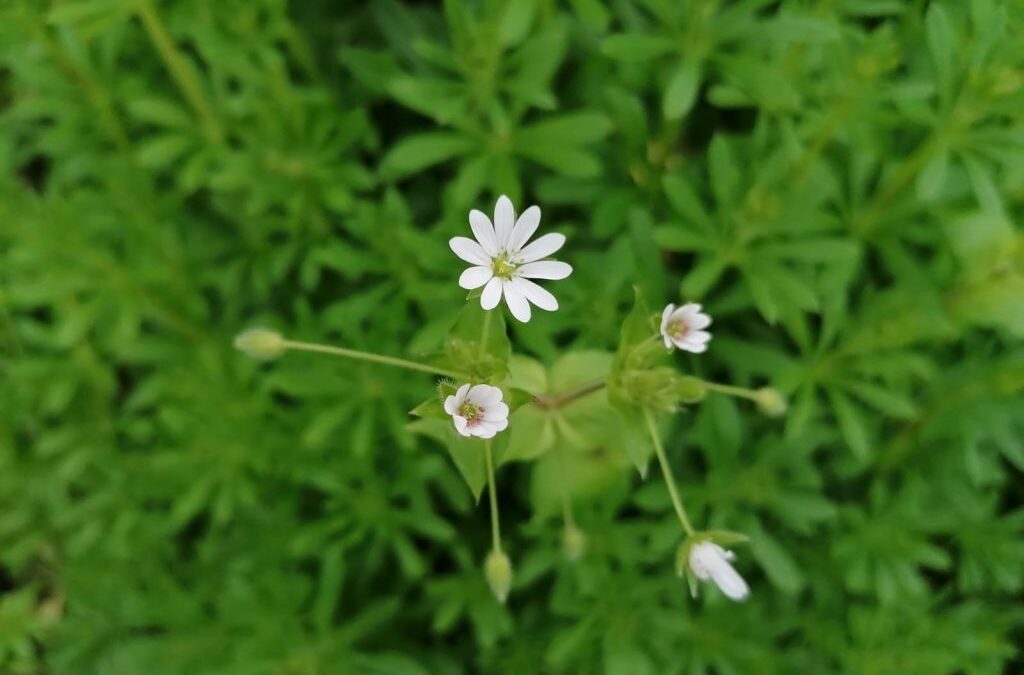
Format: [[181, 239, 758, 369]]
[[449, 195, 573, 323], [443, 384, 509, 439], [660, 303, 712, 353], [688, 542, 749, 601]]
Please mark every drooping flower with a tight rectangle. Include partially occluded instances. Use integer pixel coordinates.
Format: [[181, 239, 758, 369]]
[[688, 542, 750, 601], [660, 303, 712, 353], [443, 383, 509, 439], [449, 195, 572, 323]]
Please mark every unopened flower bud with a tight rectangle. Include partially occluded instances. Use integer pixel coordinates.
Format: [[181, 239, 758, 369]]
[[754, 387, 787, 417], [234, 328, 285, 360], [484, 549, 513, 604], [675, 376, 707, 404], [562, 525, 587, 562]]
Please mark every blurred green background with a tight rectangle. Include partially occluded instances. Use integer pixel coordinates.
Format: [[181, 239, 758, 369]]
[[2, 0, 1023, 673]]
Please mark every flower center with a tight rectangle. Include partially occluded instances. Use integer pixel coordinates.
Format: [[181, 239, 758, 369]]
[[491, 255, 517, 280], [458, 402, 484, 425], [668, 319, 689, 339]]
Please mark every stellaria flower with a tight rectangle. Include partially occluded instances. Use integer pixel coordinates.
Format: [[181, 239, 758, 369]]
[[450, 195, 572, 323], [444, 383, 509, 439], [688, 542, 749, 601], [660, 303, 712, 353]]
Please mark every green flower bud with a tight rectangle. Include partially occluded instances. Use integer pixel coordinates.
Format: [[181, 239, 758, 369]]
[[754, 387, 787, 417], [233, 328, 285, 360], [562, 525, 587, 562], [675, 376, 707, 404], [484, 549, 513, 604]]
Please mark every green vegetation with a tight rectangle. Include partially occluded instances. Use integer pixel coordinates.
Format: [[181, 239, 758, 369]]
[[2, 1, 1023, 673]]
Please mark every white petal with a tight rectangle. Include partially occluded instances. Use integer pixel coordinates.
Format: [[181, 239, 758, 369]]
[[459, 266, 493, 290], [516, 260, 572, 280], [513, 232, 565, 264], [484, 401, 509, 422], [687, 330, 711, 344], [444, 395, 458, 415], [502, 280, 532, 322], [507, 205, 541, 254], [688, 313, 712, 330], [664, 335, 674, 350], [709, 560, 749, 601], [480, 277, 503, 310], [472, 423, 498, 439], [675, 339, 707, 354], [494, 195, 515, 250], [453, 415, 470, 437], [470, 384, 503, 406], [511, 277, 558, 312], [661, 304, 676, 333], [679, 302, 702, 317], [450, 237, 491, 265], [469, 210, 498, 256], [454, 384, 470, 403]]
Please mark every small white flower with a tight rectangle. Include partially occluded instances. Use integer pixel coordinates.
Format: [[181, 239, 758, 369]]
[[660, 303, 712, 353], [449, 195, 572, 323], [444, 384, 509, 439], [688, 542, 749, 601]]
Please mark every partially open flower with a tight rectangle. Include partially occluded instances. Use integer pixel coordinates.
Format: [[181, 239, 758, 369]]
[[444, 384, 509, 439], [688, 542, 749, 601], [450, 195, 572, 323], [660, 303, 712, 353]]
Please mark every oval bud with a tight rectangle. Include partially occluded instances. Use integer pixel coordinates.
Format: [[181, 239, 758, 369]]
[[234, 328, 285, 360], [484, 549, 513, 604], [675, 376, 707, 404], [754, 387, 787, 417]]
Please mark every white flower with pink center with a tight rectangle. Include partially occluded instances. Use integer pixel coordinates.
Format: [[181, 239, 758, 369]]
[[449, 195, 573, 323], [660, 303, 712, 353], [443, 384, 509, 439]]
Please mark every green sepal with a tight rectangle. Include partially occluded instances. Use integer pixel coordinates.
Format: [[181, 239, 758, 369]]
[[615, 286, 657, 365]]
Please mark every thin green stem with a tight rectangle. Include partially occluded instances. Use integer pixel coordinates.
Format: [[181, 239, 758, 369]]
[[281, 340, 465, 379], [533, 379, 606, 410], [643, 409, 695, 536], [134, 0, 224, 143], [701, 381, 759, 402], [484, 440, 502, 553], [556, 446, 576, 529], [479, 309, 493, 359]]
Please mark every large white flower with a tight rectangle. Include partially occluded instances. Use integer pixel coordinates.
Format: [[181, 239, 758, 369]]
[[449, 195, 572, 323], [444, 384, 509, 439], [688, 542, 749, 601], [660, 303, 712, 353]]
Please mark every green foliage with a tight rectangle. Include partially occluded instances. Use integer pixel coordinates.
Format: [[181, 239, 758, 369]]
[[1, 0, 1023, 673]]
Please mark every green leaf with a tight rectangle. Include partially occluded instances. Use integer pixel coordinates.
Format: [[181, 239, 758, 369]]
[[382, 132, 474, 179], [601, 33, 675, 62], [407, 417, 487, 500], [662, 59, 701, 119], [829, 389, 871, 459]]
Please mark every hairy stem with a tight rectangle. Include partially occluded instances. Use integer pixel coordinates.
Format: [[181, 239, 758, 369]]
[[701, 381, 759, 402], [644, 409, 696, 536], [533, 379, 606, 410], [485, 439, 502, 552], [281, 340, 465, 379], [135, 0, 224, 143]]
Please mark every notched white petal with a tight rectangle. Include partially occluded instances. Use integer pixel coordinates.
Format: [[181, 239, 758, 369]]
[[459, 265, 493, 290], [481, 277, 503, 310], [517, 260, 572, 280], [450, 237, 491, 266], [513, 232, 565, 264]]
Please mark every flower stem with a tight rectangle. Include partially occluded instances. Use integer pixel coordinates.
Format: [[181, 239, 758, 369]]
[[701, 381, 759, 402], [484, 439, 502, 553], [479, 309, 493, 359], [643, 408, 695, 537], [533, 379, 606, 410], [280, 339, 465, 379]]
